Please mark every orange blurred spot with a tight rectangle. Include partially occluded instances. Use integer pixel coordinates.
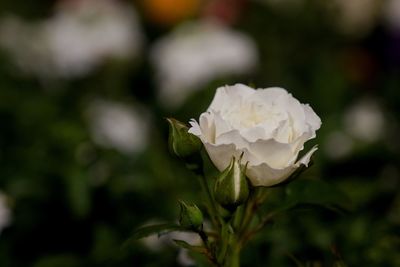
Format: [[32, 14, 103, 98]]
[[142, 0, 201, 26]]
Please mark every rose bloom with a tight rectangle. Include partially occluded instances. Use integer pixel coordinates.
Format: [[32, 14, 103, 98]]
[[151, 21, 257, 108], [86, 99, 150, 155], [0, 0, 142, 79], [189, 84, 321, 187]]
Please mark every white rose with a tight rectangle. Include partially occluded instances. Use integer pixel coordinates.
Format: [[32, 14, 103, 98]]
[[151, 21, 258, 108], [86, 99, 150, 155], [188, 84, 321, 187]]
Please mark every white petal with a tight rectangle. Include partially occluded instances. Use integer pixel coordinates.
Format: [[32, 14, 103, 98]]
[[188, 119, 201, 136], [272, 119, 292, 143], [303, 104, 322, 132], [289, 130, 313, 155], [199, 112, 216, 143], [283, 132, 316, 167], [249, 87, 289, 105], [215, 129, 249, 148], [246, 163, 296, 187], [240, 126, 266, 142], [189, 112, 216, 143], [295, 145, 318, 167], [248, 139, 297, 168], [286, 101, 308, 136], [203, 142, 239, 171], [208, 83, 254, 111], [246, 145, 318, 187], [213, 111, 233, 138]]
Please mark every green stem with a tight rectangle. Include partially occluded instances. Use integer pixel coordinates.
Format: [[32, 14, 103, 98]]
[[238, 189, 257, 235], [222, 232, 241, 267], [196, 174, 223, 230], [238, 188, 269, 244], [229, 244, 241, 267], [197, 229, 219, 266], [232, 205, 244, 230]]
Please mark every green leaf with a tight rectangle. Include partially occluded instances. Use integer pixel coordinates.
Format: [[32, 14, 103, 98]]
[[122, 223, 190, 250], [173, 239, 208, 254], [130, 223, 186, 240], [264, 179, 351, 216], [277, 179, 352, 212]]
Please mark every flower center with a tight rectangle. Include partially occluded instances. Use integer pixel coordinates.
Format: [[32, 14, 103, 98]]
[[223, 102, 283, 129]]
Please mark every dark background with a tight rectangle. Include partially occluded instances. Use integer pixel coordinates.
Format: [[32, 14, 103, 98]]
[[0, 0, 399, 266]]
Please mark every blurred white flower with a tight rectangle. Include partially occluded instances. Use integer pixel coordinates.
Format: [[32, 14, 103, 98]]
[[142, 230, 200, 266], [0, 192, 11, 234], [141, 233, 168, 252], [0, 17, 50, 76], [324, 99, 385, 159], [383, 0, 400, 31], [141, 220, 208, 266], [151, 20, 258, 108], [344, 99, 385, 143], [86, 99, 150, 154], [331, 0, 381, 37], [177, 248, 196, 266], [323, 131, 354, 159], [170, 231, 201, 266], [0, 0, 143, 78]]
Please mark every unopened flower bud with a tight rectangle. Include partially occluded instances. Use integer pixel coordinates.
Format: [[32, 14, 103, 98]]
[[167, 118, 202, 158], [179, 200, 203, 230], [214, 156, 249, 211]]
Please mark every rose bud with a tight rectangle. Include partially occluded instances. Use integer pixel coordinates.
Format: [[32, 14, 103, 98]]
[[214, 156, 249, 211], [167, 118, 202, 158], [178, 200, 203, 230]]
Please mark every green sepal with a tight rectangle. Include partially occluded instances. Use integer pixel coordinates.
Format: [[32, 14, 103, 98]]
[[167, 118, 202, 158], [214, 156, 249, 211], [179, 200, 204, 230]]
